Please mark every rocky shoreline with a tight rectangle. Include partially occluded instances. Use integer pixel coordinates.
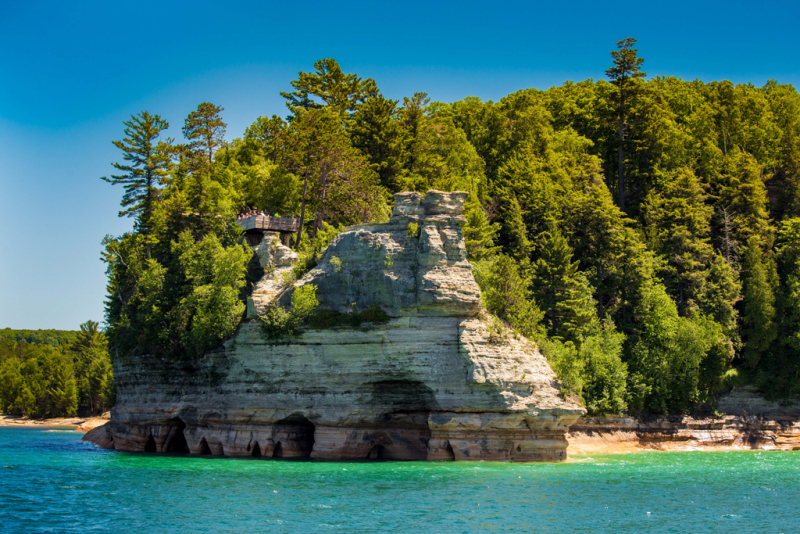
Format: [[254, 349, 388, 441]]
[[567, 388, 800, 455], [567, 414, 800, 455], [1, 413, 110, 432]]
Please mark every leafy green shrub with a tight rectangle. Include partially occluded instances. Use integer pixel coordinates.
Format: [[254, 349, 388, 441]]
[[406, 222, 420, 239], [175, 232, 251, 357], [291, 284, 319, 320], [538, 322, 628, 415], [330, 256, 343, 272], [472, 255, 543, 338], [260, 305, 300, 339], [258, 284, 318, 339]]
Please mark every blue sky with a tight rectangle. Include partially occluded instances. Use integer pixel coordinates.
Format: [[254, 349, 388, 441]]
[[1, 0, 799, 330]]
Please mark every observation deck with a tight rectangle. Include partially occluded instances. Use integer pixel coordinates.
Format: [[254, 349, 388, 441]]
[[236, 212, 301, 246]]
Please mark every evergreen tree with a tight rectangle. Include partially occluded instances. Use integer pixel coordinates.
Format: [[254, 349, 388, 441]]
[[696, 253, 741, 344], [643, 168, 714, 311], [101, 111, 172, 233], [284, 107, 385, 242], [501, 195, 533, 262], [606, 37, 646, 211], [741, 237, 777, 368], [183, 102, 227, 167], [463, 200, 499, 260], [243, 114, 288, 163], [714, 149, 771, 251], [349, 93, 408, 191], [399, 92, 430, 175], [531, 229, 595, 343], [472, 255, 542, 338], [281, 58, 377, 119]]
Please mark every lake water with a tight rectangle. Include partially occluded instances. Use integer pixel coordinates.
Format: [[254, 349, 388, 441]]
[[1, 427, 798, 533]]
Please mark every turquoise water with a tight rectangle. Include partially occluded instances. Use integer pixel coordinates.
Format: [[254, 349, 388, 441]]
[[1, 428, 798, 533]]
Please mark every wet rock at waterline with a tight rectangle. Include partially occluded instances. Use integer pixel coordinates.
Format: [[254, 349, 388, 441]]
[[85, 191, 584, 461]]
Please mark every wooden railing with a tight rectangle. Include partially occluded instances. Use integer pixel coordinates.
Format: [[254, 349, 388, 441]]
[[236, 214, 301, 233]]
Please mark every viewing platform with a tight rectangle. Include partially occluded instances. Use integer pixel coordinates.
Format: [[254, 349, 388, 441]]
[[236, 212, 301, 246]]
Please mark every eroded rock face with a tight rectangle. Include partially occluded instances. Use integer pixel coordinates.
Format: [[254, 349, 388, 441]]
[[247, 233, 300, 318], [88, 191, 584, 461]]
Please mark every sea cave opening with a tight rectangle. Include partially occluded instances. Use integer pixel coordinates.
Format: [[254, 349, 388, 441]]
[[198, 437, 212, 455], [442, 440, 455, 461], [164, 419, 190, 454], [251, 441, 262, 457], [273, 414, 316, 458], [144, 434, 157, 453]]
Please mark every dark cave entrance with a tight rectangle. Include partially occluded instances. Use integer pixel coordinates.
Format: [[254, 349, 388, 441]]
[[251, 441, 262, 457], [198, 437, 212, 455], [164, 419, 190, 454], [144, 434, 157, 452], [273, 414, 316, 458], [442, 440, 455, 461]]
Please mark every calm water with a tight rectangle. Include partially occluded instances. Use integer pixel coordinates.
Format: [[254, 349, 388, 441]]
[[1, 428, 798, 533]]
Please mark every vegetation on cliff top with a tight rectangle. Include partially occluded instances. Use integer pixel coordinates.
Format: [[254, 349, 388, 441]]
[[101, 38, 800, 416]]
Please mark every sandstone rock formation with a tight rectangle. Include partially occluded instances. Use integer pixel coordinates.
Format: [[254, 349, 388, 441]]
[[247, 232, 299, 318], [567, 414, 800, 454], [86, 190, 584, 461]]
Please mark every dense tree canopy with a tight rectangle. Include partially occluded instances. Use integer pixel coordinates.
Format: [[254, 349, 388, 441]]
[[0, 323, 114, 417], [98, 51, 800, 417]]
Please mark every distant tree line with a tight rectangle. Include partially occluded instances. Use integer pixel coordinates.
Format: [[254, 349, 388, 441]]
[[100, 39, 800, 416], [0, 328, 77, 347], [0, 322, 114, 417]]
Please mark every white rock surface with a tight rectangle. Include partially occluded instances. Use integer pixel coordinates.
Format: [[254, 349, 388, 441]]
[[90, 191, 584, 462]]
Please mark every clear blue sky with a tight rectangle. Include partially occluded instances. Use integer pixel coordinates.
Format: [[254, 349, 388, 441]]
[[1, 0, 798, 330]]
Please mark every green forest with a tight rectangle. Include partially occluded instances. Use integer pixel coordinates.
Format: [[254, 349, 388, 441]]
[[0, 322, 115, 417], [99, 38, 800, 417]]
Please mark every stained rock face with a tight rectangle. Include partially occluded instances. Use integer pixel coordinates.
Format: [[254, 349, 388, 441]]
[[247, 232, 300, 318], [87, 191, 584, 461]]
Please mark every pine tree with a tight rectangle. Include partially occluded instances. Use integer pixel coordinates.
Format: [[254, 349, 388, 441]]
[[284, 107, 383, 242], [531, 229, 596, 342], [502, 195, 532, 261], [642, 168, 714, 311], [183, 102, 226, 167], [606, 37, 646, 211], [463, 199, 499, 260], [556, 272, 600, 344], [101, 111, 172, 233], [742, 237, 777, 368], [281, 58, 377, 119], [715, 149, 771, 251], [244, 114, 288, 163], [349, 93, 408, 191], [472, 255, 542, 337], [697, 253, 741, 344]]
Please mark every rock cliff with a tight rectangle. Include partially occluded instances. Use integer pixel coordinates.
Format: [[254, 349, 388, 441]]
[[86, 191, 584, 461]]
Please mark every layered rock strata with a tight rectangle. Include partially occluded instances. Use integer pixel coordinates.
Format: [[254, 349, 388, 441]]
[[567, 414, 800, 454], [87, 190, 584, 461]]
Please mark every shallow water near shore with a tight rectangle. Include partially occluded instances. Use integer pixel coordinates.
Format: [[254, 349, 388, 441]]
[[1, 427, 798, 533]]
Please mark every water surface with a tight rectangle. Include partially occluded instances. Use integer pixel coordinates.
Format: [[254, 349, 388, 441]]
[[0, 427, 797, 533]]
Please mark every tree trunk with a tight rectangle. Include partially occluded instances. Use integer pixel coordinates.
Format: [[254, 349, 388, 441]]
[[312, 163, 328, 242], [295, 169, 309, 250], [617, 112, 626, 211]]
